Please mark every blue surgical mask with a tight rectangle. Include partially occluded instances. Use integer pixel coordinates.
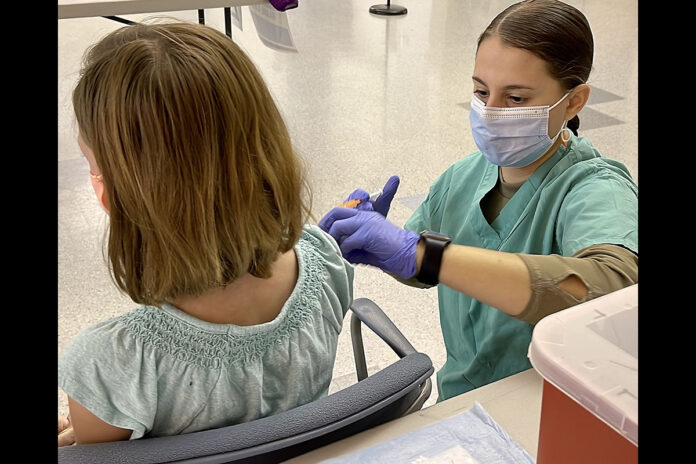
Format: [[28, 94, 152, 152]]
[[469, 92, 570, 167]]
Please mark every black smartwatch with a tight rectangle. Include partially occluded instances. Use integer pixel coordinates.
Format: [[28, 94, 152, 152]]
[[416, 231, 452, 286]]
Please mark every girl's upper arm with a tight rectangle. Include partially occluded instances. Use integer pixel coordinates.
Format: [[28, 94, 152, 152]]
[[68, 395, 132, 445]]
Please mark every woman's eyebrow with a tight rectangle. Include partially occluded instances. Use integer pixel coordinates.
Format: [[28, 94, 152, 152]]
[[472, 76, 534, 91]]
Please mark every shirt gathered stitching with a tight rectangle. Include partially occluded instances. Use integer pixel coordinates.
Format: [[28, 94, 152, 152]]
[[120, 233, 324, 369]]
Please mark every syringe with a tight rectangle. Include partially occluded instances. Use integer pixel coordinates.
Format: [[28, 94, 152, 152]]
[[336, 189, 383, 208]]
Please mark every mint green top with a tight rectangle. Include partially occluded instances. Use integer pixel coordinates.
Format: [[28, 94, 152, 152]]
[[58, 225, 354, 439], [404, 134, 638, 401]]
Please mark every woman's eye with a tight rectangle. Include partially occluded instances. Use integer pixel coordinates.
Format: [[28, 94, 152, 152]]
[[473, 89, 488, 100], [509, 95, 526, 104]]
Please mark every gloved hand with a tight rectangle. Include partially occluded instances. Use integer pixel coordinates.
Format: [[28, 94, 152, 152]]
[[342, 175, 400, 217], [268, 0, 298, 12], [319, 207, 419, 279]]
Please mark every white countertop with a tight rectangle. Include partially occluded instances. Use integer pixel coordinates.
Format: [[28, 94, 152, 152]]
[[285, 368, 544, 463]]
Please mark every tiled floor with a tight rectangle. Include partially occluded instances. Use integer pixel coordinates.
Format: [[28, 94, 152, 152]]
[[57, 0, 637, 416]]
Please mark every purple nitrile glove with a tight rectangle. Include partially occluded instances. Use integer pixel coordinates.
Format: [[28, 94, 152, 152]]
[[268, 0, 298, 12], [373, 175, 400, 217], [343, 189, 374, 212], [343, 175, 401, 216], [318, 208, 419, 279]]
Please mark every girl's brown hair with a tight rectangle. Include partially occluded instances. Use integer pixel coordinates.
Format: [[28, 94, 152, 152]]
[[73, 21, 311, 306], [477, 0, 594, 134]]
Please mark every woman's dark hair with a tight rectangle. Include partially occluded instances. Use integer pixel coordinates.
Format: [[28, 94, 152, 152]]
[[477, 0, 593, 135]]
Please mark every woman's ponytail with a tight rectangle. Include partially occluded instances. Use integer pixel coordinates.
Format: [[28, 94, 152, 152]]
[[567, 115, 580, 136]]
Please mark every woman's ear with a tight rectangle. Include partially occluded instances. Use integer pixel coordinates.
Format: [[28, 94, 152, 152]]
[[565, 83, 591, 120]]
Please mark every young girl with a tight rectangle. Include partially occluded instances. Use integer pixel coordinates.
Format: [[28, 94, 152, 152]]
[[58, 21, 354, 445], [320, 0, 637, 401]]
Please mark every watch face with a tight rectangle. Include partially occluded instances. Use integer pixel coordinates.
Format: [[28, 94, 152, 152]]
[[421, 231, 451, 243]]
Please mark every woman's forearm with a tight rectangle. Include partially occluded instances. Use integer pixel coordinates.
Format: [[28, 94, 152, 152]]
[[416, 241, 532, 316], [416, 242, 593, 317]]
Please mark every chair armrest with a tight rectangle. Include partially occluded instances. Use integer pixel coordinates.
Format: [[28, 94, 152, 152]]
[[350, 298, 417, 381]]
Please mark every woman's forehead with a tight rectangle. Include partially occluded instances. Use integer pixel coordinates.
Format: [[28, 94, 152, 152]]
[[473, 36, 557, 90]]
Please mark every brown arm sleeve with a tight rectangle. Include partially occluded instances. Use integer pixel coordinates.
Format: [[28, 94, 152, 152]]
[[515, 244, 638, 324]]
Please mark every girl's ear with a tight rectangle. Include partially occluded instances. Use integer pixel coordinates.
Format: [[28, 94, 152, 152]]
[[78, 133, 110, 214], [90, 173, 110, 214], [565, 83, 591, 121]]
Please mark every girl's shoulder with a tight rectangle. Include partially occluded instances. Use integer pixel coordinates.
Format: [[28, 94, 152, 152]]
[[297, 224, 354, 282], [298, 224, 341, 254], [295, 224, 354, 328], [57, 309, 150, 409], [59, 312, 134, 355], [58, 307, 159, 370]]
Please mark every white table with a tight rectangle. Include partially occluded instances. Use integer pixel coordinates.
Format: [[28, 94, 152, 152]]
[[285, 368, 544, 462], [58, 0, 266, 19], [58, 0, 270, 39]]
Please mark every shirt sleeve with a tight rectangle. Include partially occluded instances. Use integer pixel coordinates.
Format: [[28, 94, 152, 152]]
[[557, 170, 638, 256], [301, 224, 355, 325], [515, 243, 638, 324], [58, 319, 156, 439]]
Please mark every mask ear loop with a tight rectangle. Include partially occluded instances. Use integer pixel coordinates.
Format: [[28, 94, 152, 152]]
[[560, 120, 571, 147], [549, 90, 575, 148]]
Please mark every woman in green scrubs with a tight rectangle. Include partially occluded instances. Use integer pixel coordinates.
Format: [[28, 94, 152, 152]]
[[319, 0, 638, 401]]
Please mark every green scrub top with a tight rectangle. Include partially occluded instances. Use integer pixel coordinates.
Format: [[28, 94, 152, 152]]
[[404, 134, 638, 401]]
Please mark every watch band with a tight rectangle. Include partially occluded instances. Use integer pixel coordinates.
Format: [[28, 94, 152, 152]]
[[416, 231, 452, 286]]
